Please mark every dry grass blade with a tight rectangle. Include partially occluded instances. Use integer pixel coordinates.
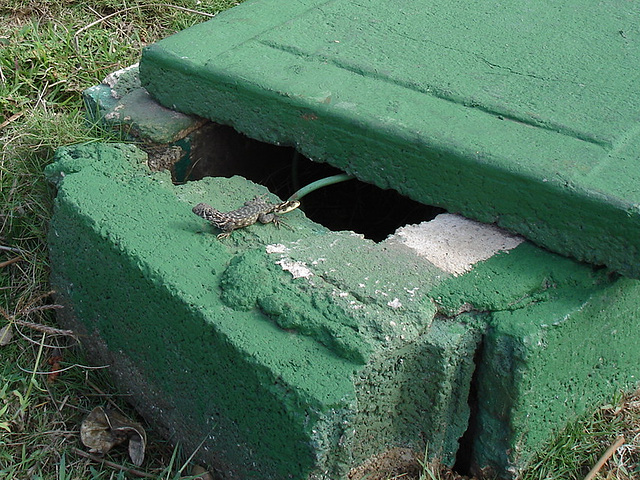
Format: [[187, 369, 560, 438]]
[[0, 111, 25, 130], [0, 256, 22, 268], [583, 435, 626, 480], [72, 448, 158, 479], [73, 3, 215, 46], [0, 245, 23, 253]]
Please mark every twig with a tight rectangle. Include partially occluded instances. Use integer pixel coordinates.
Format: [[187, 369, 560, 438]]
[[0, 111, 25, 131], [583, 435, 625, 480], [0, 245, 23, 253], [72, 448, 157, 478], [0, 256, 22, 268]]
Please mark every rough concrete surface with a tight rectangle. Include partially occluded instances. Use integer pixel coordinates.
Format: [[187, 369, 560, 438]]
[[46, 143, 478, 479], [46, 142, 640, 478], [431, 242, 640, 474], [84, 64, 205, 144], [139, 0, 640, 278], [83, 64, 209, 182]]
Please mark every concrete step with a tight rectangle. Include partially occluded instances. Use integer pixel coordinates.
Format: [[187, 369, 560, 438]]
[[139, 0, 640, 279], [46, 142, 640, 478]]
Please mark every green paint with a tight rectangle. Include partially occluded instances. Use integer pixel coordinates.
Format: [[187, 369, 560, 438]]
[[353, 318, 484, 466], [84, 64, 200, 144], [83, 64, 202, 183], [220, 248, 373, 364], [47, 143, 478, 478], [431, 242, 611, 316], [46, 142, 640, 477], [139, 0, 640, 278], [475, 277, 640, 475], [47, 144, 353, 478], [430, 242, 640, 475]]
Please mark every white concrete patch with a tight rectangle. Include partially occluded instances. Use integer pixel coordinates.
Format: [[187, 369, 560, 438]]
[[393, 214, 524, 275], [275, 259, 313, 279], [266, 243, 289, 254], [387, 298, 402, 309]]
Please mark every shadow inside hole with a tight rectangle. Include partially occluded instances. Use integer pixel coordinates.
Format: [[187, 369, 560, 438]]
[[185, 123, 444, 242]]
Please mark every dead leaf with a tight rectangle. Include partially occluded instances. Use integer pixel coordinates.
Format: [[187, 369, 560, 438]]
[[47, 351, 63, 383], [80, 406, 147, 466], [0, 324, 13, 346], [126, 428, 146, 467], [192, 465, 214, 480], [80, 407, 127, 454]]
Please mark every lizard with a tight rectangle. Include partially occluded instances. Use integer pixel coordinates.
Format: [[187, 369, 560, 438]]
[[192, 195, 300, 239]]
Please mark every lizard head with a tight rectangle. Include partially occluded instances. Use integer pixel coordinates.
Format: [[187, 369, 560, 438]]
[[274, 199, 301, 214]]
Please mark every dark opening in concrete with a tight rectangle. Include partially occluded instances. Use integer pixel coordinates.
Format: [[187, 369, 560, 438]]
[[453, 338, 484, 476], [185, 123, 444, 242]]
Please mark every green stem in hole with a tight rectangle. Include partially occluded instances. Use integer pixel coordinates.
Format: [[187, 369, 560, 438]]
[[287, 173, 354, 202]]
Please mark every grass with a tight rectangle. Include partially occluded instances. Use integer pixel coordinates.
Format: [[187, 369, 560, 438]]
[[1, 1, 240, 478], [519, 392, 640, 480], [0, 1, 639, 479]]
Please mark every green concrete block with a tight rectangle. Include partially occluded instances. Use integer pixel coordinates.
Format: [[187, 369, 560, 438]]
[[83, 64, 207, 181], [139, 0, 640, 278], [45, 143, 480, 479], [46, 143, 640, 477], [84, 64, 205, 144], [432, 243, 640, 475]]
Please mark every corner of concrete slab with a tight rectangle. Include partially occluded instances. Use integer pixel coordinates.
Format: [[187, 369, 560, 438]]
[[473, 274, 640, 475], [47, 145, 346, 479], [83, 64, 209, 182], [85, 64, 205, 142], [425, 241, 640, 476]]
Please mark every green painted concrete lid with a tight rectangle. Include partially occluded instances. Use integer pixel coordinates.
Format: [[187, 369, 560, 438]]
[[140, 0, 640, 278]]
